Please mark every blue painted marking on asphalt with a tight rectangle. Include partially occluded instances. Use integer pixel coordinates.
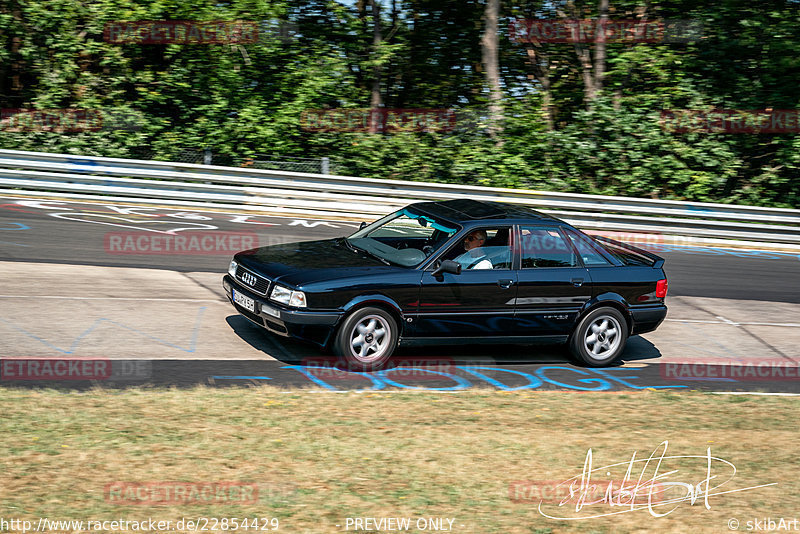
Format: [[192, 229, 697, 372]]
[[0, 222, 30, 230], [189, 306, 205, 352], [0, 306, 205, 354], [458, 366, 543, 390], [535, 366, 612, 391], [274, 364, 688, 392], [282, 365, 381, 390], [376, 368, 472, 390]]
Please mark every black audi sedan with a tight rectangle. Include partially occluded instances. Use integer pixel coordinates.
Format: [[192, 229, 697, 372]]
[[223, 199, 668, 370]]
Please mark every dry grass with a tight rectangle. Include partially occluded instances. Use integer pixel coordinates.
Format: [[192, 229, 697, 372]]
[[0, 387, 797, 533]]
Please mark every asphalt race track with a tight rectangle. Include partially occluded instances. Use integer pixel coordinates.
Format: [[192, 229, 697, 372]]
[[1, 196, 798, 394], [2, 196, 798, 302]]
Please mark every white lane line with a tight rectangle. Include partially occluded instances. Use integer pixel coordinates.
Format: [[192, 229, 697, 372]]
[[665, 318, 800, 328], [716, 315, 740, 326], [0, 295, 223, 302], [283, 389, 800, 396], [711, 392, 800, 397], [665, 319, 724, 324], [738, 321, 800, 327], [0, 195, 361, 224]]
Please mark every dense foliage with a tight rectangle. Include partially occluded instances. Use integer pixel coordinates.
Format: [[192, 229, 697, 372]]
[[1, 0, 799, 207]]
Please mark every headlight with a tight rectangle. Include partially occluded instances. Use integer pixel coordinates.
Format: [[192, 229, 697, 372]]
[[228, 259, 238, 277], [270, 284, 307, 308]]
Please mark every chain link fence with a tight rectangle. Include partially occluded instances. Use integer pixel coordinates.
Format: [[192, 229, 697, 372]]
[[127, 148, 337, 174]]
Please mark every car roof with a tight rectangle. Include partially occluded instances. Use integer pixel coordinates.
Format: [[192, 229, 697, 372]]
[[409, 198, 563, 225]]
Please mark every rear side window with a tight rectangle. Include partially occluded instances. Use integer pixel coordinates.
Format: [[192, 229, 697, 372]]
[[564, 230, 613, 266], [519, 227, 577, 268]]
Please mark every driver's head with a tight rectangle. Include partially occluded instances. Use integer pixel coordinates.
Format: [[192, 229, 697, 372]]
[[463, 229, 487, 251]]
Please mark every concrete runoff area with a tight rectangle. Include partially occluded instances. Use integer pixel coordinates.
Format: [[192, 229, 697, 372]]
[[0, 261, 798, 393]]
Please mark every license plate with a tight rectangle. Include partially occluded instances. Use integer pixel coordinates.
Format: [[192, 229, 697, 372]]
[[232, 289, 255, 313]]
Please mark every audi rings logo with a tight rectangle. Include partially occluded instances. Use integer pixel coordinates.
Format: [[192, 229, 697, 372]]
[[240, 271, 257, 287]]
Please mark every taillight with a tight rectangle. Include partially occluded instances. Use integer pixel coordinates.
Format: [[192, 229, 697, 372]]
[[656, 279, 668, 298]]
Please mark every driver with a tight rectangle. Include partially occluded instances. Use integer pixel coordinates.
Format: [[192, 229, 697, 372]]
[[453, 230, 492, 269]]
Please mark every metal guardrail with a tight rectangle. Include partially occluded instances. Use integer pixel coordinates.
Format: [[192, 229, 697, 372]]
[[0, 148, 799, 244]]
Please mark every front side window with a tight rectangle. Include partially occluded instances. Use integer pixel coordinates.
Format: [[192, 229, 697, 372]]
[[347, 209, 459, 267], [519, 226, 577, 268], [438, 227, 513, 270]]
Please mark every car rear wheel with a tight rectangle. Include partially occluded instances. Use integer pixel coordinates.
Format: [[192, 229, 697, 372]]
[[333, 307, 398, 371], [569, 307, 628, 367]]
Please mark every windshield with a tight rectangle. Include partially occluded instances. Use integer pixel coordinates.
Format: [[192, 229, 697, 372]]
[[347, 208, 460, 267]]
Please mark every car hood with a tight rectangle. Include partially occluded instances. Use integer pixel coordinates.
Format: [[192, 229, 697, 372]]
[[235, 238, 405, 286]]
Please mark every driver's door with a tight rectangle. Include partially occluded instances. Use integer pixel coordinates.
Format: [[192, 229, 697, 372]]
[[412, 226, 518, 338]]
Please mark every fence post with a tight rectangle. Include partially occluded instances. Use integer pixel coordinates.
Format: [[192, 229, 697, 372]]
[[204, 148, 212, 165], [321, 156, 330, 175]]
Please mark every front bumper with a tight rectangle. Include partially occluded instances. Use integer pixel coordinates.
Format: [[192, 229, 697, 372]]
[[222, 275, 343, 347], [630, 304, 668, 335]]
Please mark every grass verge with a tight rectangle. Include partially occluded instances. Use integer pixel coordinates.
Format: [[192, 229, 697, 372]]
[[0, 387, 797, 533]]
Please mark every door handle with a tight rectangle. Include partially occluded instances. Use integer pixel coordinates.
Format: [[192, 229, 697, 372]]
[[497, 279, 515, 289], [571, 278, 584, 287]]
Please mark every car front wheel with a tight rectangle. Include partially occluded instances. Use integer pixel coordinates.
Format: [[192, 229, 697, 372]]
[[569, 307, 628, 367], [333, 307, 398, 371]]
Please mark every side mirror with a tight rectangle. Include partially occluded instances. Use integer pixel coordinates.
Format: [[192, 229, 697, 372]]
[[359, 221, 367, 230], [431, 259, 461, 278]]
